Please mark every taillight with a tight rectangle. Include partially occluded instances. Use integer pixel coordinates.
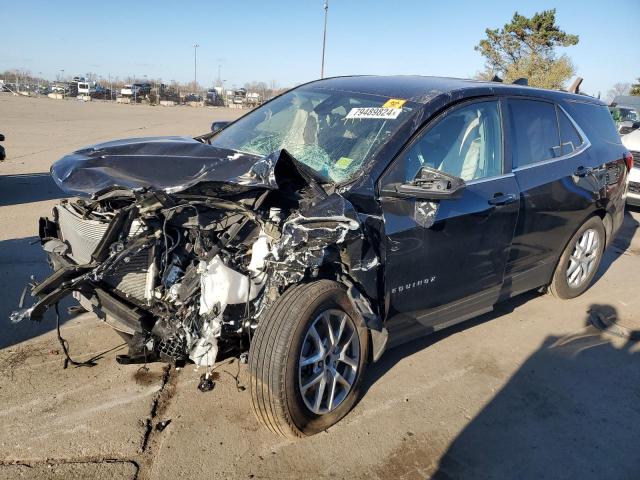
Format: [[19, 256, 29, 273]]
[[624, 151, 633, 172]]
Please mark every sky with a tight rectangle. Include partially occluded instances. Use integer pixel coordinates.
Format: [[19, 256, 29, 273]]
[[1, 0, 638, 96]]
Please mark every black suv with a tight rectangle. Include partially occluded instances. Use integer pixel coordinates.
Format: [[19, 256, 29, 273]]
[[15, 76, 630, 437]]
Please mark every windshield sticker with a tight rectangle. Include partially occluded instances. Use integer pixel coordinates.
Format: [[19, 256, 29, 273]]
[[382, 98, 406, 109], [336, 157, 354, 169], [345, 107, 402, 120]]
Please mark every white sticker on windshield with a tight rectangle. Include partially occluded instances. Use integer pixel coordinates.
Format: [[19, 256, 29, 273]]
[[345, 107, 402, 120]]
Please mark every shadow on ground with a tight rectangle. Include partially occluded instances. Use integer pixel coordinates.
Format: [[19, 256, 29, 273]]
[[422, 305, 640, 480], [0, 172, 65, 207], [362, 292, 540, 397], [591, 208, 639, 287], [0, 236, 74, 349]]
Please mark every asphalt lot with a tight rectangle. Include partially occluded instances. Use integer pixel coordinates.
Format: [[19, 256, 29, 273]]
[[0, 93, 638, 480]]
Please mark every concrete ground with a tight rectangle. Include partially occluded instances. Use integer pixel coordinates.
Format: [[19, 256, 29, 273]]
[[0, 93, 638, 480]]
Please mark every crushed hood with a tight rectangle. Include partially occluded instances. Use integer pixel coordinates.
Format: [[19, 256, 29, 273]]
[[50, 136, 282, 196]]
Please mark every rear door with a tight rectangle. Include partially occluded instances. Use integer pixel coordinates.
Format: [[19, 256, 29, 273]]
[[379, 99, 520, 339], [504, 98, 597, 294]]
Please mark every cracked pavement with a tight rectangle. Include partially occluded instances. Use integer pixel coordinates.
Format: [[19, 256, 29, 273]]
[[1, 94, 638, 480]]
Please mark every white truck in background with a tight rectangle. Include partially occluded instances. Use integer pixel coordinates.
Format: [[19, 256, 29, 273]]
[[77, 81, 97, 96]]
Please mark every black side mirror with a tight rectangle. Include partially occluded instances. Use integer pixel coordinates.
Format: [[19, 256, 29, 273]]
[[210, 121, 230, 133], [382, 167, 465, 200], [0, 133, 5, 141]]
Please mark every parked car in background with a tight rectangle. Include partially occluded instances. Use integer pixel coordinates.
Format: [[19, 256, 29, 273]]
[[182, 93, 201, 102], [121, 83, 151, 98], [14, 76, 630, 437], [610, 104, 640, 135], [77, 81, 97, 96], [622, 129, 640, 205], [232, 88, 247, 104], [205, 88, 224, 106]]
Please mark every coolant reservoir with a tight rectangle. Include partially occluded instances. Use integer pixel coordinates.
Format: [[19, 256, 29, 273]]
[[198, 233, 270, 316]]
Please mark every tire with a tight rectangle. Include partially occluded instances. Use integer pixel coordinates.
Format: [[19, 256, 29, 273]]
[[549, 216, 605, 299], [249, 280, 369, 437]]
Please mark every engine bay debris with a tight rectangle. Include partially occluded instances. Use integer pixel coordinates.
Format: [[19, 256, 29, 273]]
[[12, 144, 383, 377]]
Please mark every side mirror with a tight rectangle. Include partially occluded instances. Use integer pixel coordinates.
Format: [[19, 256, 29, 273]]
[[0, 133, 4, 141], [382, 167, 465, 200], [210, 121, 230, 133]]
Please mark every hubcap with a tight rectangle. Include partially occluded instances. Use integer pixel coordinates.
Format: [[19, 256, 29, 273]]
[[566, 228, 600, 288], [298, 309, 360, 415]]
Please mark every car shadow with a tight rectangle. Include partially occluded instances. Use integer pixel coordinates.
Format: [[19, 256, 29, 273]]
[[0, 236, 75, 349], [593, 207, 640, 285], [426, 305, 639, 479], [361, 291, 541, 397], [0, 172, 65, 207]]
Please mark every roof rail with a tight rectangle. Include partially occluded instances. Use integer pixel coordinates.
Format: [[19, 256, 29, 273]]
[[512, 78, 528, 86], [568, 77, 583, 94]]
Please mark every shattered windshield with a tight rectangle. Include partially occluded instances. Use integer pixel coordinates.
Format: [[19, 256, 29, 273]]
[[210, 86, 415, 183]]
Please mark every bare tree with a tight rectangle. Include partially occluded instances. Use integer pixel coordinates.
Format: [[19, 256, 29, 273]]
[[606, 83, 630, 104]]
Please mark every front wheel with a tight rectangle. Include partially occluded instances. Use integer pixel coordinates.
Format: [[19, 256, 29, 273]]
[[249, 280, 369, 437], [549, 216, 605, 299]]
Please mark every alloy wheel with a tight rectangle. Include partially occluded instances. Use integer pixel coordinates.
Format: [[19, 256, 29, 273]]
[[566, 228, 600, 288], [298, 309, 360, 415]]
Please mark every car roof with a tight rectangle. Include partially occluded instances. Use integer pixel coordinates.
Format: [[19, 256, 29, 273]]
[[302, 75, 604, 106], [612, 95, 640, 109]]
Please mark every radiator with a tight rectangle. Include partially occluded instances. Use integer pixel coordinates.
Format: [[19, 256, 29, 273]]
[[56, 203, 144, 265], [56, 203, 110, 264]]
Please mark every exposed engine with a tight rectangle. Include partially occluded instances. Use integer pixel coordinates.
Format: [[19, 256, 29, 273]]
[[11, 147, 383, 370], [39, 186, 286, 365]]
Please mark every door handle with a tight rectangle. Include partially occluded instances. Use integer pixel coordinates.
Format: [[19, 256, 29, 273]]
[[574, 166, 593, 177], [488, 193, 517, 206]]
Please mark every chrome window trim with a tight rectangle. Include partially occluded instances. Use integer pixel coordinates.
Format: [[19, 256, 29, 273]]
[[512, 104, 592, 172], [465, 172, 515, 186]]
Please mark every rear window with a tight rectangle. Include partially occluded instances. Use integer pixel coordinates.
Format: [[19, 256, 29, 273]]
[[509, 99, 561, 168], [565, 101, 620, 145], [557, 108, 583, 155]]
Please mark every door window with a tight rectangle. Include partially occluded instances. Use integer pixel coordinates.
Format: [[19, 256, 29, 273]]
[[509, 99, 561, 167], [385, 100, 503, 183]]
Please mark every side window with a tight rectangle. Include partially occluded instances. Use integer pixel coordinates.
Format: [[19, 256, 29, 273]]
[[557, 107, 583, 155], [392, 100, 503, 183], [509, 99, 561, 168], [565, 102, 618, 145]]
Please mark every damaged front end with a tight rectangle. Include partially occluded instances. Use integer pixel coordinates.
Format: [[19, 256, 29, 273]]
[[13, 147, 383, 369]]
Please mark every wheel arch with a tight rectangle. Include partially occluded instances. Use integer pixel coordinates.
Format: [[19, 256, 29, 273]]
[[294, 261, 387, 363], [546, 209, 607, 288]]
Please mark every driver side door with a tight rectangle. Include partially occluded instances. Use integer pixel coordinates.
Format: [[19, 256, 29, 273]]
[[378, 98, 520, 343]]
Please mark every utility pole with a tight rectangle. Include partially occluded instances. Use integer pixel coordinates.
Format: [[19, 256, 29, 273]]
[[193, 43, 200, 93], [320, 0, 328, 78]]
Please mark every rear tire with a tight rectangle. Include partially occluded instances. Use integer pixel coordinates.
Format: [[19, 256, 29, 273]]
[[549, 216, 605, 299], [249, 280, 369, 437]]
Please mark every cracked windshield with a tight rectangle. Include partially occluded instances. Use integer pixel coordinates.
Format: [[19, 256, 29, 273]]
[[210, 87, 415, 183]]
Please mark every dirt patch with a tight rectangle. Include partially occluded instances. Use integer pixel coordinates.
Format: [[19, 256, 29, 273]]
[[0, 345, 42, 380], [375, 432, 444, 480], [0, 460, 138, 480], [132, 368, 165, 387]]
